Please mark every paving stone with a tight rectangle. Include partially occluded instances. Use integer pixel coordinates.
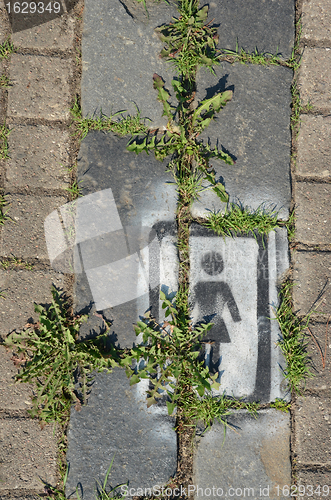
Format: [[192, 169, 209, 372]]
[[296, 469, 331, 499], [0, 345, 34, 410], [1, 195, 67, 260], [0, 269, 64, 337], [209, 0, 294, 59], [5, 125, 70, 189], [58, 131, 177, 348], [192, 63, 292, 220], [294, 395, 331, 465], [8, 54, 72, 120], [302, 0, 331, 43], [66, 367, 177, 500], [190, 226, 290, 403], [193, 410, 291, 500], [298, 48, 331, 111], [294, 182, 331, 245], [12, 14, 74, 50], [303, 323, 331, 395], [81, 0, 177, 126], [0, 418, 57, 491], [296, 115, 331, 178], [293, 252, 331, 318]]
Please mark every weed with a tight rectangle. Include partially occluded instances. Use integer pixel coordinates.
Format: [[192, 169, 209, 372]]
[[5, 287, 119, 423], [0, 74, 10, 88], [286, 18, 303, 71], [70, 98, 148, 140], [124, 291, 220, 414], [270, 398, 290, 413], [0, 38, 16, 59], [65, 180, 83, 200], [0, 256, 33, 270], [155, 0, 220, 80], [0, 121, 11, 159], [274, 282, 314, 393], [202, 204, 279, 238]]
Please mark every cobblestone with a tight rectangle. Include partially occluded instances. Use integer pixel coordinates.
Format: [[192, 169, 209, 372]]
[[296, 115, 331, 178], [12, 15, 75, 50], [294, 395, 331, 465], [293, 252, 331, 318], [0, 345, 33, 410], [294, 182, 331, 244], [8, 54, 72, 120], [0, 269, 65, 337], [296, 469, 331, 499], [0, 418, 57, 492], [5, 125, 70, 189], [1, 194, 67, 259], [303, 322, 331, 395], [298, 48, 331, 110], [302, 0, 331, 43]]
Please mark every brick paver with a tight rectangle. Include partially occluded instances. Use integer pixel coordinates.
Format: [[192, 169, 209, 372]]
[[294, 182, 331, 244], [296, 115, 331, 179], [298, 48, 331, 110]]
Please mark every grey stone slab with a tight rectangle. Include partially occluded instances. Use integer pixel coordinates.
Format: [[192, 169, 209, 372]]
[[294, 395, 331, 465], [81, 0, 177, 126], [298, 48, 331, 111], [48, 131, 178, 348], [210, 0, 294, 59], [193, 410, 291, 500], [295, 182, 331, 245], [0, 345, 34, 410], [0, 269, 65, 337], [12, 14, 75, 50], [5, 125, 70, 189], [8, 55, 72, 120], [0, 418, 58, 492], [190, 226, 289, 403], [293, 252, 331, 318], [302, 0, 331, 43], [192, 63, 292, 220], [296, 115, 331, 179], [66, 368, 177, 500]]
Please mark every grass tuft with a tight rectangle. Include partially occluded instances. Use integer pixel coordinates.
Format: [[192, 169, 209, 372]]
[[70, 98, 149, 140], [274, 282, 314, 393], [0, 38, 16, 59], [0, 121, 11, 159]]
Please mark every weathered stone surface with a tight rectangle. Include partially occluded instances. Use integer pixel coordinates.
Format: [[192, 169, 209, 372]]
[[190, 226, 289, 402], [1, 195, 67, 259], [296, 115, 331, 178], [294, 182, 331, 245], [193, 63, 292, 220], [66, 368, 177, 500], [67, 131, 177, 347], [0, 419, 57, 491], [81, 0, 177, 126], [303, 323, 331, 395], [0, 345, 34, 410], [8, 55, 72, 120], [0, 269, 64, 337], [210, 0, 294, 59], [12, 15, 75, 50], [298, 48, 331, 110], [193, 410, 291, 500], [293, 252, 331, 318], [294, 395, 331, 465], [302, 0, 331, 43], [0, 1, 9, 44], [296, 469, 331, 498], [5, 125, 70, 189]]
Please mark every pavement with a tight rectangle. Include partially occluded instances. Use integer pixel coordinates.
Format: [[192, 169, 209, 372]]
[[0, 0, 331, 499]]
